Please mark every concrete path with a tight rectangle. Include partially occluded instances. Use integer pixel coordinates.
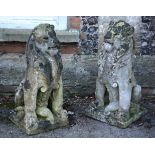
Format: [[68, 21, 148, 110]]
[[0, 96, 155, 138], [0, 115, 155, 138]]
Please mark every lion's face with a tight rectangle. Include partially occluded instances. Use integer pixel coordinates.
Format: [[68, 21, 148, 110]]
[[33, 24, 60, 56], [102, 21, 134, 58]]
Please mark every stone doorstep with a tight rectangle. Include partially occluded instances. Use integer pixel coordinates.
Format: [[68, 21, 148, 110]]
[[0, 28, 79, 43], [9, 112, 69, 135], [84, 105, 144, 128]]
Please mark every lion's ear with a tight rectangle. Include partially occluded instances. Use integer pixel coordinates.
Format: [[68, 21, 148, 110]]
[[50, 25, 55, 30], [109, 21, 114, 26], [30, 33, 36, 41], [31, 28, 36, 38]]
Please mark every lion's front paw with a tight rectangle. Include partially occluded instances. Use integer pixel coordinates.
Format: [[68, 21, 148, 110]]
[[94, 100, 104, 110], [54, 109, 68, 123], [24, 112, 38, 130], [104, 101, 119, 113], [36, 107, 55, 124], [14, 106, 25, 121], [60, 110, 68, 121]]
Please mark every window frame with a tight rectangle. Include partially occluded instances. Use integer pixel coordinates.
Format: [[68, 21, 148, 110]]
[[0, 16, 68, 30], [0, 16, 79, 43]]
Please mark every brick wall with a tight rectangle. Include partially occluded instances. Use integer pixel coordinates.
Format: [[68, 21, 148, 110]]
[[0, 17, 80, 54], [0, 42, 78, 54]]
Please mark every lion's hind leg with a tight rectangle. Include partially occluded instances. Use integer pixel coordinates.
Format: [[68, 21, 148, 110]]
[[36, 106, 54, 124], [95, 77, 106, 109], [23, 79, 38, 131], [15, 79, 25, 107], [51, 76, 68, 122], [132, 85, 141, 103], [13, 80, 25, 120], [36, 90, 54, 124], [104, 83, 119, 113]]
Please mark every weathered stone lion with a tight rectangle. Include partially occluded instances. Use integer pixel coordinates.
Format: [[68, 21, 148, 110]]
[[12, 24, 68, 134], [94, 20, 143, 127]]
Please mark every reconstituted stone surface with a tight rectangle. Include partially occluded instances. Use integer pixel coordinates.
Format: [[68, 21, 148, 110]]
[[9, 114, 68, 135], [89, 20, 143, 128], [98, 16, 142, 55], [11, 24, 68, 135], [84, 104, 144, 129]]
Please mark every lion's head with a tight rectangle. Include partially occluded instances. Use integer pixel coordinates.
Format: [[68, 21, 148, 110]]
[[103, 20, 134, 59], [104, 20, 134, 41], [26, 23, 60, 58]]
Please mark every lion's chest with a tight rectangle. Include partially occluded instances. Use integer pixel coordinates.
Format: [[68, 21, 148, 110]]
[[33, 57, 59, 91], [98, 49, 132, 84]]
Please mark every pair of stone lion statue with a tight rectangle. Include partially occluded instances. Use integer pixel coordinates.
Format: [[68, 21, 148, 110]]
[[12, 20, 142, 134]]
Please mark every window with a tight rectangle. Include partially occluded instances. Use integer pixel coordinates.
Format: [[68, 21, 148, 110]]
[[0, 16, 79, 43], [0, 16, 67, 30]]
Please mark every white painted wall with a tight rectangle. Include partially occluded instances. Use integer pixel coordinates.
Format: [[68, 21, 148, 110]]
[[0, 16, 67, 30]]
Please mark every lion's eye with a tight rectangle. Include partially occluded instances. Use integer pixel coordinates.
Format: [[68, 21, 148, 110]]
[[48, 47, 51, 50], [43, 36, 48, 40]]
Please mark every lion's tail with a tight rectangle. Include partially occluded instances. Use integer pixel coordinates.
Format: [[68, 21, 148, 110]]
[[15, 79, 25, 107]]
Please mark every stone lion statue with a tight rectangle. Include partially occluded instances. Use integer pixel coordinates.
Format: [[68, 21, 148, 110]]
[[13, 24, 68, 133], [95, 20, 142, 123]]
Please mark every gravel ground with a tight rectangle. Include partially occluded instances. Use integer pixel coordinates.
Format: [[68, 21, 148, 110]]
[[0, 95, 155, 138]]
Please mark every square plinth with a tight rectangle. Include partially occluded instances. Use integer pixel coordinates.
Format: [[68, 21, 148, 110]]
[[9, 111, 69, 135], [84, 105, 144, 128]]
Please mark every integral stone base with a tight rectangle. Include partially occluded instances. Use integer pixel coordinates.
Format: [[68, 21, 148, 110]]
[[9, 112, 68, 135], [84, 104, 144, 128]]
